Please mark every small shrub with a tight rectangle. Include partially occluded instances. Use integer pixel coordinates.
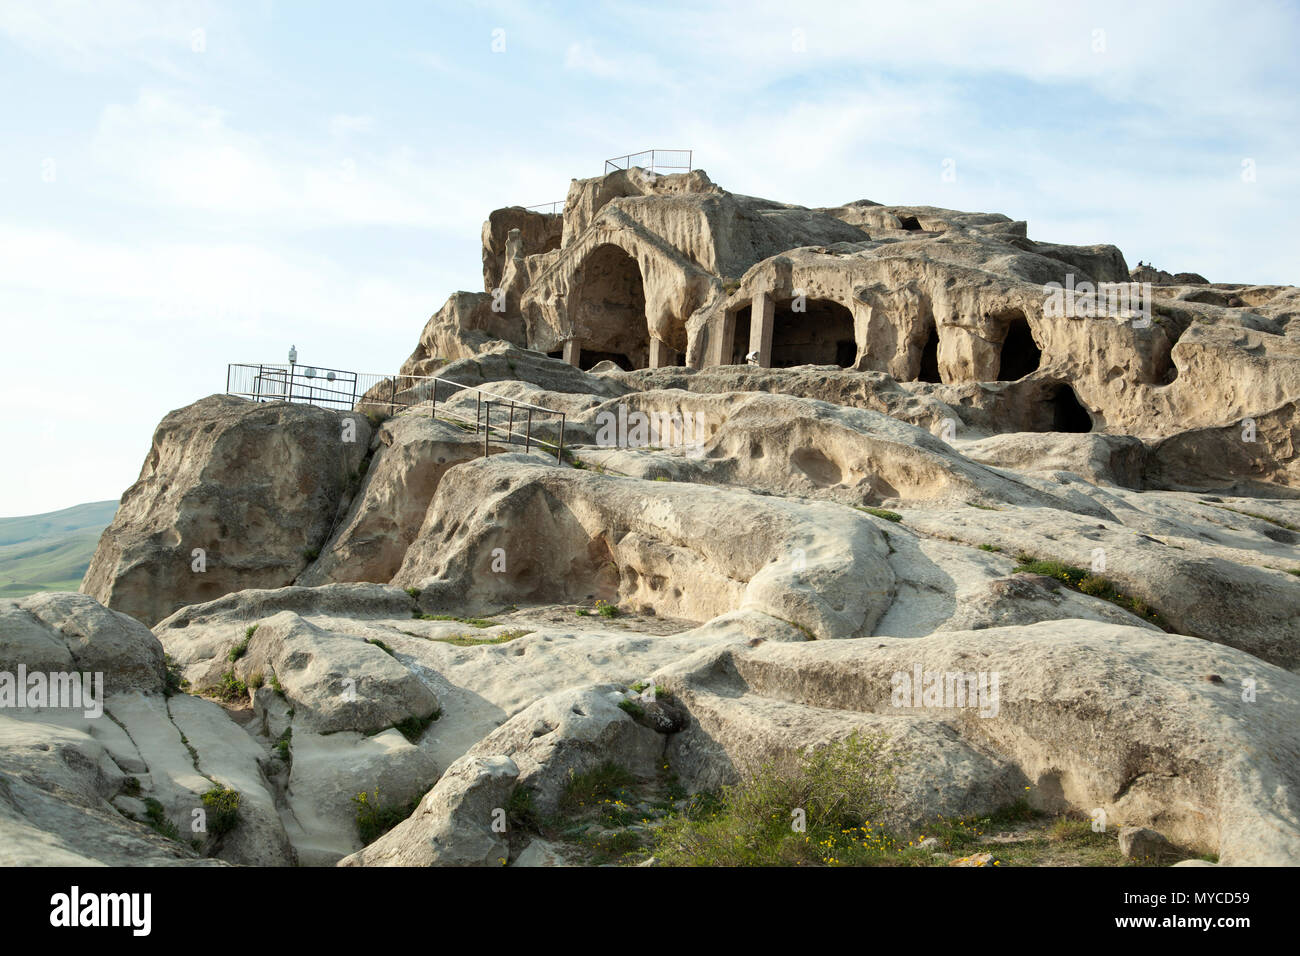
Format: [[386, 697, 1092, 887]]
[[352, 789, 419, 845], [653, 730, 902, 866], [405, 586, 422, 599], [302, 547, 320, 562], [507, 786, 541, 832], [228, 626, 255, 662], [366, 638, 395, 656], [248, 671, 264, 690], [618, 699, 645, 718], [201, 787, 241, 838], [205, 670, 248, 703], [978, 543, 1002, 552], [122, 777, 141, 797], [596, 599, 620, 619], [163, 655, 190, 697], [269, 671, 284, 697], [274, 727, 292, 762], [390, 710, 440, 744]]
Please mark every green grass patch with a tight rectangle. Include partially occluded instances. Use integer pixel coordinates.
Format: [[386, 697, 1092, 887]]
[[366, 637, 395, 656], [559, 763, 639, 814], [618, 699, 645, 718], [978, 543, 1002, 552], [414, 613, 497, 627], [853, 506, 903, 523], [142, 797, 180, 840], [431, 628, 530, 647], [1013, 554, 1168, 629]]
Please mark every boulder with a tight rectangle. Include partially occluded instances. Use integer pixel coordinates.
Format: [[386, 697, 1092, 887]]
[[83, 395, 372, 625]]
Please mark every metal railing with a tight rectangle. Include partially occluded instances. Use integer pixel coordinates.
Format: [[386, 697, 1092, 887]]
[[226, 363, 567, 462], [604, 149, 693, 175], [524, 201, 564, 215]]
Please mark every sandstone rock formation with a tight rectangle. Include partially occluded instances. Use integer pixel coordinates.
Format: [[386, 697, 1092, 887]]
[[11, 165, 1296, 868], [83, 395, 372, 625]]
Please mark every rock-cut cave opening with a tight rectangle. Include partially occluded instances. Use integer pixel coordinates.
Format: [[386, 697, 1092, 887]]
[[998, 315, 1042, 381], [771, 298, 857, 368]]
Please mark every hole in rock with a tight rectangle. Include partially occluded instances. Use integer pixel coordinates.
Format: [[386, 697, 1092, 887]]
[[772, 298, 857, 368], [897, 215, 922, 230], [918, 325, 941, 382], [998, 315, 1041, 381], [1049, 384, 1092, 433]]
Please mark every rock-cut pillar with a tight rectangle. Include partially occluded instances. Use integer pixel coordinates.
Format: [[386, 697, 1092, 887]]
[[748, 292, 775, 368], [649, 339, 678, 369], [712, 310, 737, 366], [562, 338, 581, 367]]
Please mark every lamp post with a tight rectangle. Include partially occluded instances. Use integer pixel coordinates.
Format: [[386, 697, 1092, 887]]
[[288, 345, 297, 403]]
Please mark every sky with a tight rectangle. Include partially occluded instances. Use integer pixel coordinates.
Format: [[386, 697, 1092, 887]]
[[1, 0, 1297, 517]]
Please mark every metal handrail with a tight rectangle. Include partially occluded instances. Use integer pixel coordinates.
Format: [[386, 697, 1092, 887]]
[[523, 201, 564, 215], [226, 362, 568, 462], [604, 148, 693, 175]]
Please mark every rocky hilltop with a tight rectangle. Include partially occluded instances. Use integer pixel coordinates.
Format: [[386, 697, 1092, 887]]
[[5, 167, 1299, 867]]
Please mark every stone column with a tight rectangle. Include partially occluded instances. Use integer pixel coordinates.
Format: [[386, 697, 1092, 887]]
[[748, 292, 775, 368], [713, 310, 737, 366], [649, 339, 678, 369], [562, 338, 581, 367]]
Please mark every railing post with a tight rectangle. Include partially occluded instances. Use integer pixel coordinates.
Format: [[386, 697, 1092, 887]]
[[431, 379, 437, 421], [525, 408, 532, 453], [507, 402, 515, 445], [557, 413, 566, 463], [389, 377, 396, 415], [475, 392, 481, 433], [483, 401, 491, 457]]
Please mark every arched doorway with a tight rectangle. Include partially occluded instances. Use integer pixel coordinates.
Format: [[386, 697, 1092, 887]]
[[771, 297, 857, 368], [568, 244, 650, 370], [998, 314, 1041, 381]]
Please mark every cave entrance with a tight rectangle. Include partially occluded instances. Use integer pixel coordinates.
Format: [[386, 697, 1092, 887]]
[[568, 243, 650, 370], [918, 325, 941, 382], [771, 298, 857, 368], [1050, 384, 1092, 433], [998, 315, 1041, 381], [728, 305, 751, 364], [578, 350, 635, 371]]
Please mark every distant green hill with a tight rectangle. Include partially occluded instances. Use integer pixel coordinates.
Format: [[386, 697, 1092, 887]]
[[0, 500, 118, 598]]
